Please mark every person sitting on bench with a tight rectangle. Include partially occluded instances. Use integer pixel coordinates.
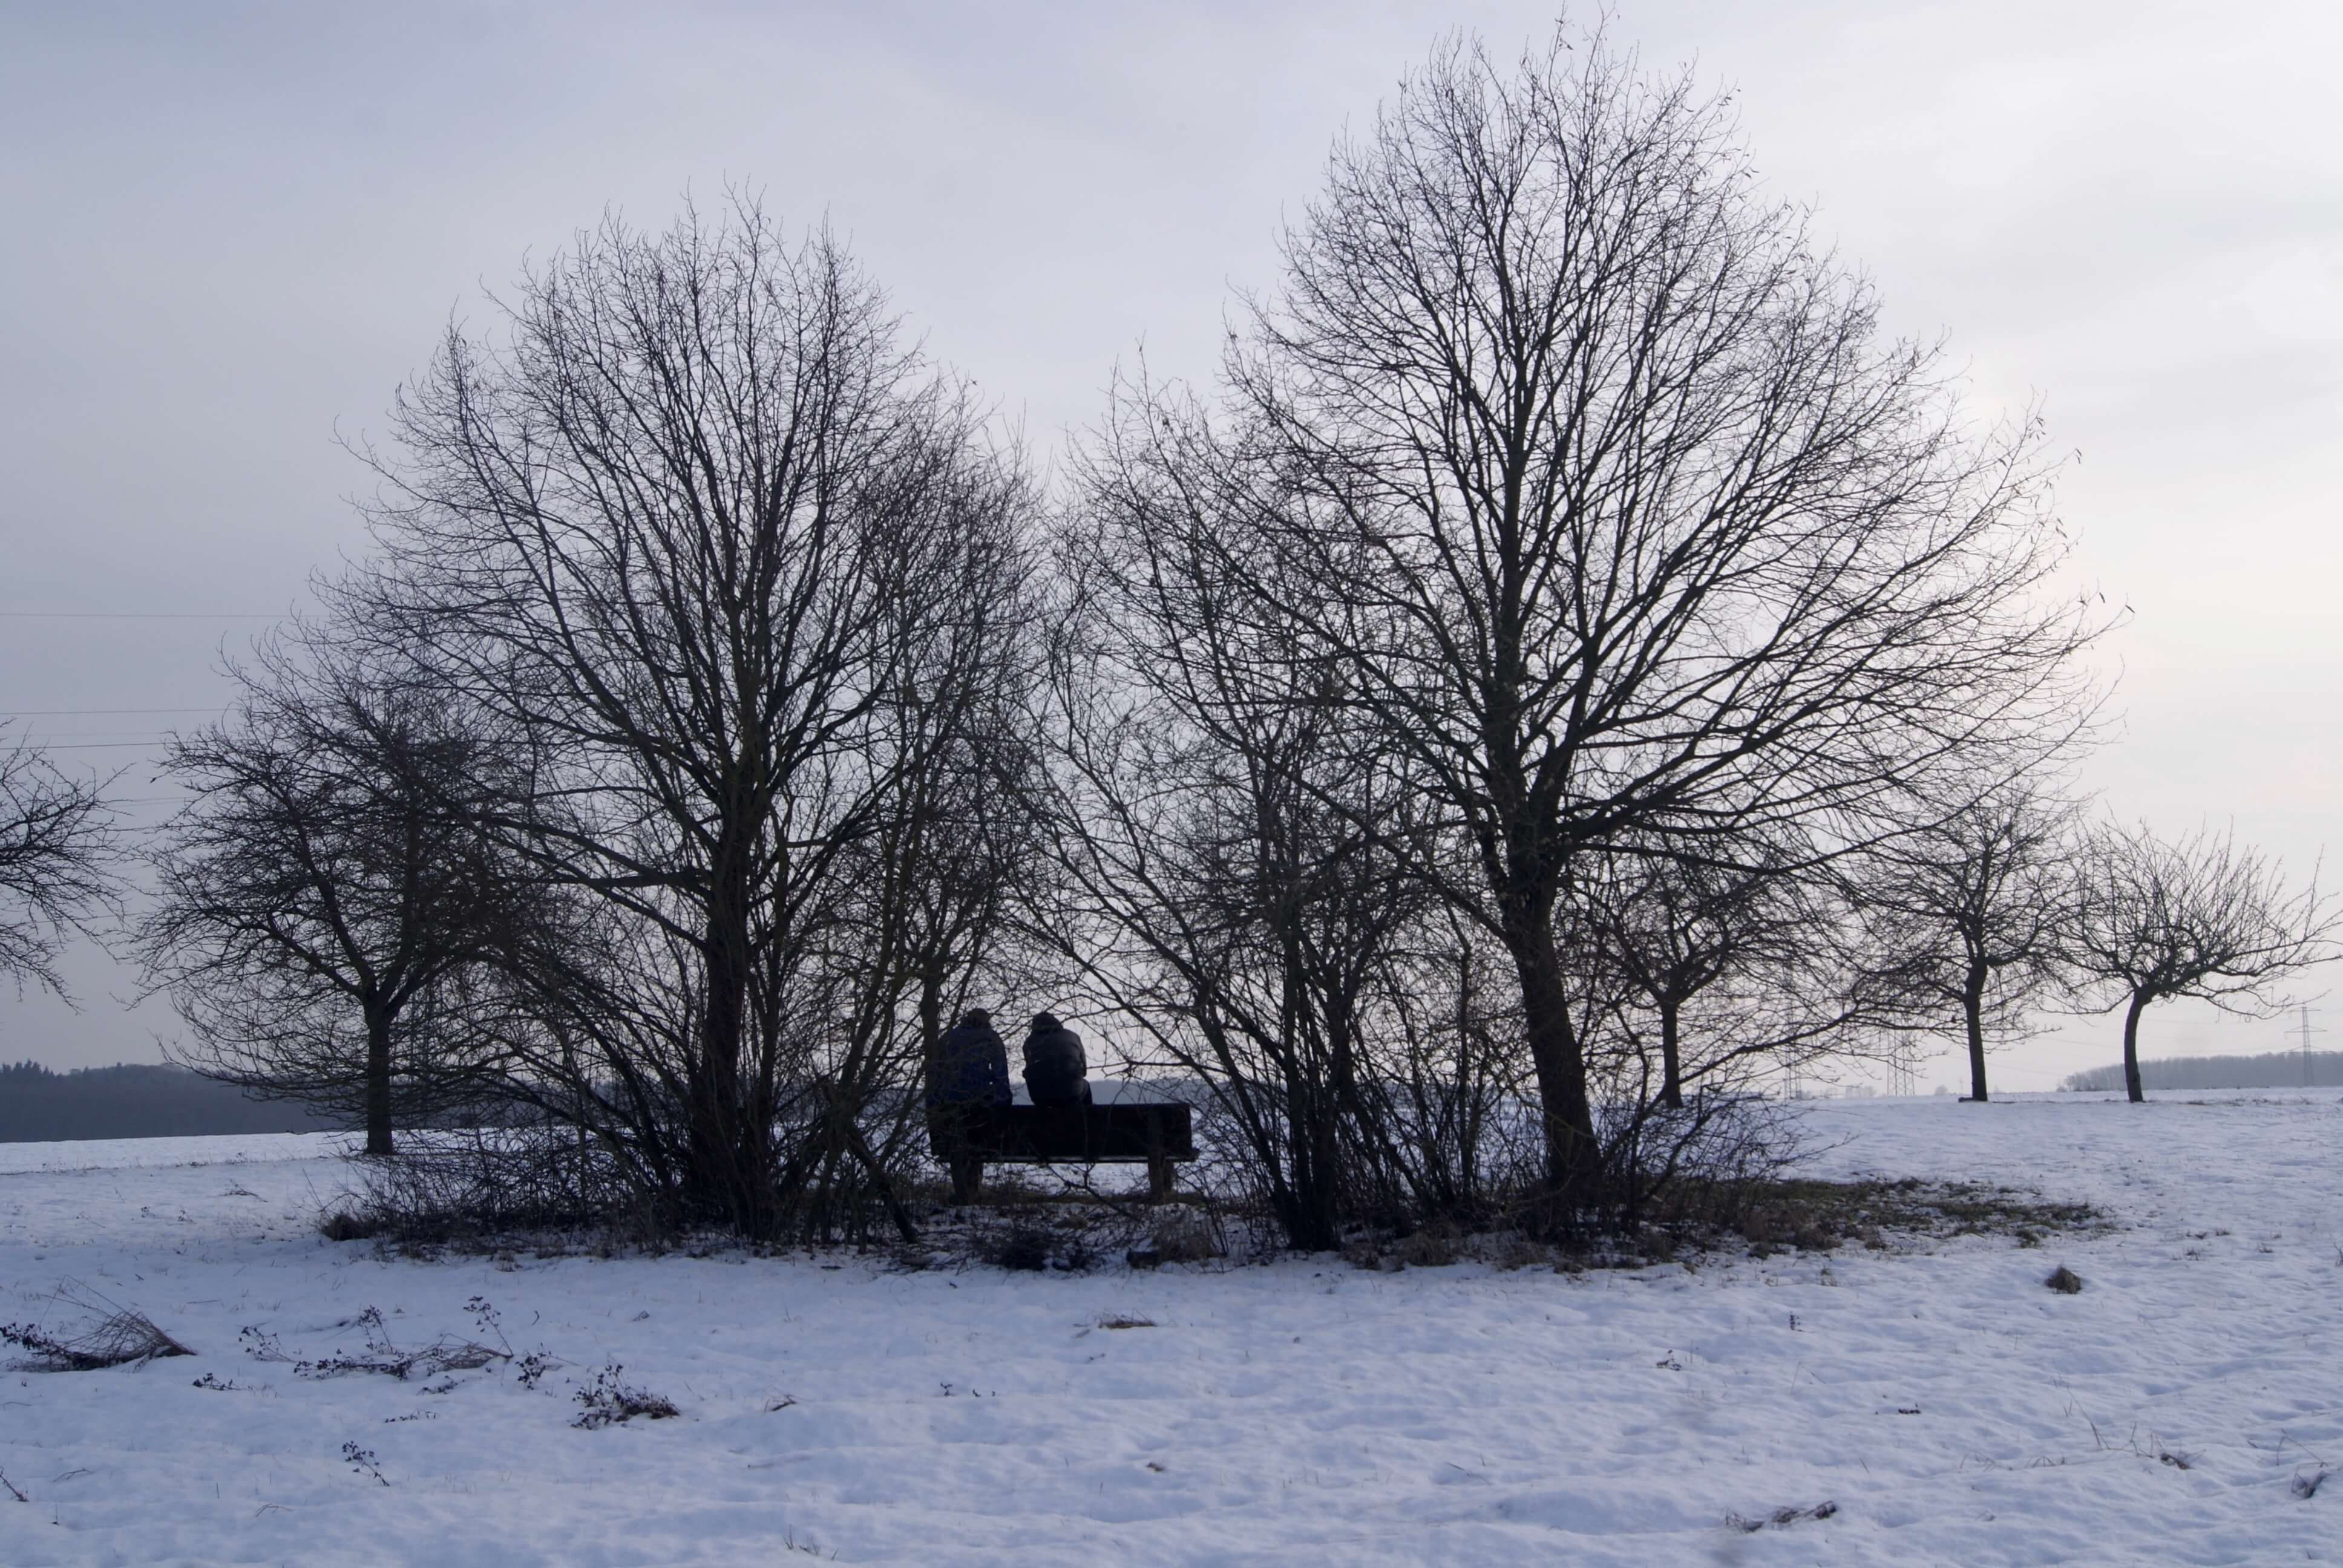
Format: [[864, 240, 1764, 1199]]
[[927, 1008, 1011, 1203], [1021, 1011, 1092, 1107]]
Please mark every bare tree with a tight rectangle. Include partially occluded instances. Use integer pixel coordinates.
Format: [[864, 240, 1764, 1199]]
[[0, 725, 116, 1001], [1850, 783, 2077, 1102], [350, 196, 1034, 1235], [2066, 821, 2339, 1103], [137, 633, 533, 1155], [1573, 835, 1850, 1109], [1200, 27, 2100, 1221]]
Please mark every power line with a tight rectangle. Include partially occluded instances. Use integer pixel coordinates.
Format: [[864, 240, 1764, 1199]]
[[1, 708, 225, 716], [0, 612, 280, 621]]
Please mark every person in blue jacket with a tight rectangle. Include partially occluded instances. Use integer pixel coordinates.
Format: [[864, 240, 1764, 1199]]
[[927, 1008, 1011, 1203]]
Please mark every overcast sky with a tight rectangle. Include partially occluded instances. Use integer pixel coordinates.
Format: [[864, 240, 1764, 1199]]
[[4, 0, 2338, 1089]]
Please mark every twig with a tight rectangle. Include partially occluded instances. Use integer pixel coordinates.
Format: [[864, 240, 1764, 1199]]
[[0, 1467, 27, 1503]]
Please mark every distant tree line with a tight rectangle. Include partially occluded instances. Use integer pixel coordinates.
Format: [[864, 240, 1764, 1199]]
[[4, 23, 2336, 1246], [2062, 1051, 2343, 1094]]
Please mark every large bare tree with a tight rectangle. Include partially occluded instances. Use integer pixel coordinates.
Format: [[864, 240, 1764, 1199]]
[[2066, 821, 2338, 1103], [1203, 28, 2099, 1220], [0, 725, 116, 1002], [351, 197, 1034, 1234]]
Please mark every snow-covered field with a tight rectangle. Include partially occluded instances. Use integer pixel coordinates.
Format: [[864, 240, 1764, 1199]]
[[3, 1094, 2338, 1566]]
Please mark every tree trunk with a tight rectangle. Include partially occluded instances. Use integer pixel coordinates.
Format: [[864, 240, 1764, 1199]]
[[362, 998, 395, 1157], [1498, 901, 1601, 1229], [916, 964, 946, 1102], [2122, 990, 2149, 1103], [1287, 1076, 1340, 1252], [1658, 999, 1684, 1111], [693, 853, 763, 1234], [1963, 961, 1990, 1103]]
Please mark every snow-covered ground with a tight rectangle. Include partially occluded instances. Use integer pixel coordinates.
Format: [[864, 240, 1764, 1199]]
[[3, 1093, 2338, 1566]]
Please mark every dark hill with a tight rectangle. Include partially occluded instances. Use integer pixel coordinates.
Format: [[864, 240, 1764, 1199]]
[[0, 1060, 348, 1143]]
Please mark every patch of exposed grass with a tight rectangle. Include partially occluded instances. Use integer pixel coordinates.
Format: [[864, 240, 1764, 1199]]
[[1639, 1176, 2109, 1266]]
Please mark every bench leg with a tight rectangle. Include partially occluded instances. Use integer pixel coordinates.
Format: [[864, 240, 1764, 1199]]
[[950, 1155, 984, 1205], [1147, 1154, 1173, 1203]]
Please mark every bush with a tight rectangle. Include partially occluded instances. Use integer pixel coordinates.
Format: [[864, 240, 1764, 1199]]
[[323, 1125, 652, 1247]]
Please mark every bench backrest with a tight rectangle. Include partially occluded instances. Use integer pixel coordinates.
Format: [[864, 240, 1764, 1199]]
[[958, 1102, 1194, 1161]]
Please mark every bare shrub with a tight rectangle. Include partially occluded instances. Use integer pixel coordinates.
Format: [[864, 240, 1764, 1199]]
[[983, 1221, 1055, 1273], [327, 1126, 648, 1246], [1595, 1088, 1810, 1239], [287, 1302, 511, 1382], [1396, 1226, 1461, 1268], [1496, 1235, 1552, 1272], [572, 1362, 679, 1428], [2045, 1264, 2084, 1294]]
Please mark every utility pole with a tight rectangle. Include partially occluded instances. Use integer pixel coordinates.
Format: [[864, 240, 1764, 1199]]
[[2289, 1004, 2324, 1087], [1885, 1034, 1918, 1097]]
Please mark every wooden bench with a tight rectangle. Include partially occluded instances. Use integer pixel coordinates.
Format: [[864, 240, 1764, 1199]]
[[955, 1098, 1196, 1201]]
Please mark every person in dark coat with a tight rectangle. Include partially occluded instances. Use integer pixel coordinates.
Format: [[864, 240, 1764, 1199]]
[[1021, 1011, 1092, 1107], [927, 1008, 1011, 1202]]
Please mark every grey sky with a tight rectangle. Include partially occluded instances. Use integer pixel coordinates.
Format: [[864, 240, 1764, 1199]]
[[4, 1, 2337, 1088]]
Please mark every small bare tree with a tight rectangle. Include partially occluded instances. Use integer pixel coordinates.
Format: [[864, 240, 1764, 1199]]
[[0, 725, 117, 1001], [2066, 822, 2339, 1103], [1852, 783, 2079, 1102], [1575, 837, 1846, 1110], [137, 633, 534, 1155]]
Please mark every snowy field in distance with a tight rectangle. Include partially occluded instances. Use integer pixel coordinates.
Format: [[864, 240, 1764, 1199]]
[[3, 1092, 2339, 1566]]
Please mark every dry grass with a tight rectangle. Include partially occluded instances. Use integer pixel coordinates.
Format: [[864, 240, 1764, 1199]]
[[1726, 1500, 1839, 1532], [1396, 1225, 1462, 1268], [2, 1284, 194, 1371], [1149, 1210, 1223, 1264]]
